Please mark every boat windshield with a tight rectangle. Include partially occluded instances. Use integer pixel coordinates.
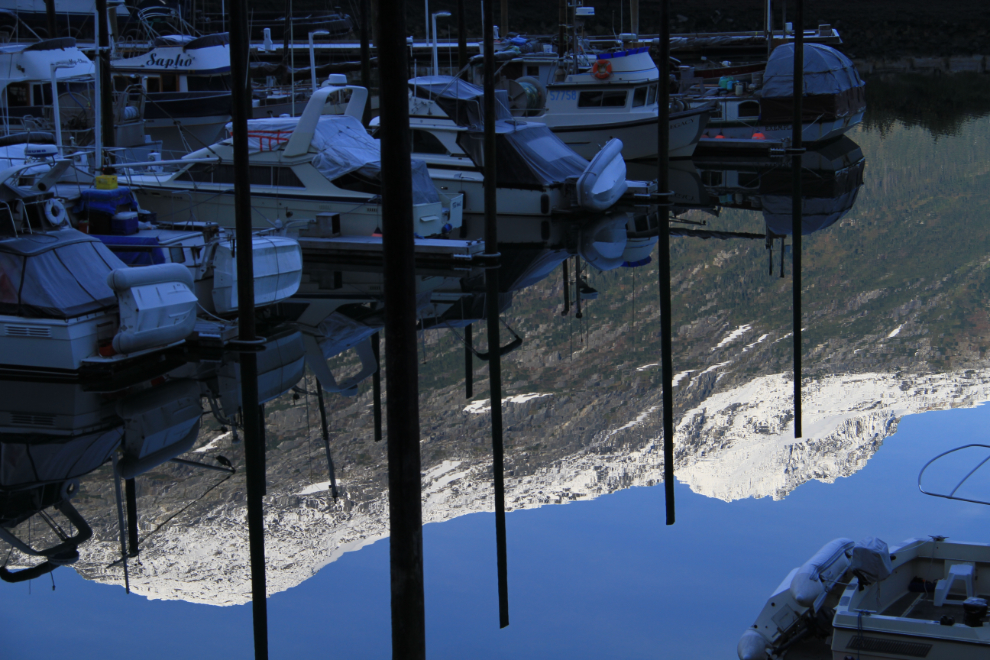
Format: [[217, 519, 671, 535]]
[[0, 232, 125, 319]]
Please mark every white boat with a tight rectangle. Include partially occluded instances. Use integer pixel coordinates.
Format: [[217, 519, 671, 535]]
[[395, 76, 649, 216], [479, 46, 710, 160], [110, 32, 308, 157], [0, 155, 198, 377], [0, 26, 146, 150], [741, 536, 990, 660], [684, 43, 866, 146], [125, 82, 463, 238]]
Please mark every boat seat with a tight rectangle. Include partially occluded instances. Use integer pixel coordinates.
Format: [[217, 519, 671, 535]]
[[934, 564, 975, 607]]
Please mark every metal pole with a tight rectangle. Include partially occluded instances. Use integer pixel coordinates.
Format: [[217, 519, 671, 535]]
[[372, 332, 383, 441], [125, 478, 138, 557], [315, 386, 339, 499], [657, 0, 675, 526], [111, 454, 129, 593], [44, 0, 56, 38], [361, 0, 373, 125], [464, 324, 473, 398], [92, 4, 102, 172], [457, 0, 467, 72], [560, 257, 569, 315], [500, 0, 508, 37], [573, 256, 582, 319], [558, 0, 566, 57], [229, 0, 268, 653], [790, 0, 804, 439], [95, 0, 114, 166], [378, 0, 426, 651], [483, 0, 509, 629]]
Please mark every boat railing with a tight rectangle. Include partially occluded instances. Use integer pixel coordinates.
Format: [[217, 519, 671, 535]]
[[918, 443, 990, 506]]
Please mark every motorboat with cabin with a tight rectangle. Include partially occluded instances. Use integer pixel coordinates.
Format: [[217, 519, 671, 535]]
[[69, 184, 303, 323], [739, 536, 990, 660], [389, 75, 651, 216], [0, 27, 146, 151], [682, 43, 866, 146], [476, 42, 710, 160], [125, 80, 463, 237], [111, 31, 309, 157], [0, 147, 198, 378]]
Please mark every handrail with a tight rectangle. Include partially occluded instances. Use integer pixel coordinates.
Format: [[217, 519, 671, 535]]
[[918, 443, 990, 506]]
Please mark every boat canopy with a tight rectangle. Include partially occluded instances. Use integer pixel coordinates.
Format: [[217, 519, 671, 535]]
[[410, 75, 512, 127], [762, 189, 860, 236], [760, 44, 866, 123], [0, 231, 126, 319], [241, 114, 440, 205], [458, 120, 589, 188]]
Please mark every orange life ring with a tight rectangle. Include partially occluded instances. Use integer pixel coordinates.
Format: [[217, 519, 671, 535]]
[[592, 59, 612, 79]]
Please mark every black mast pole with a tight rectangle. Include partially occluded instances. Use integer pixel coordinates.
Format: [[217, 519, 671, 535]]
[[229, 0, 268, 655], [95, 0, 115, 168], [360, 0, 373, 126], [790, 0, 804, 438], [657, 0, 675, 525], [377, 0, 427, 652], [483, 0, 509, 629]]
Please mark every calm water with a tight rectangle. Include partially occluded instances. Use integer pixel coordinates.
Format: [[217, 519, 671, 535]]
[[4, 72, 990, 659]]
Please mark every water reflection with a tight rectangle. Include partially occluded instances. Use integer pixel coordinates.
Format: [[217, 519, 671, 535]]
[[4, 74, 990, 658]]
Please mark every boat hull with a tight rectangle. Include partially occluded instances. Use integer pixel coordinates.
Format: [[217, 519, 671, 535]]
[[549, 108, 709, 160], [133, 184, 457, 237]]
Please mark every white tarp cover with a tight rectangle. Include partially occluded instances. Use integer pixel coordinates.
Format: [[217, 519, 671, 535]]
[[235, 115, 439, 204], [0, 231, 126, 319], [459, 121, 589, 188], [762, 43, 865, 98], [849, 537, 893, 584]]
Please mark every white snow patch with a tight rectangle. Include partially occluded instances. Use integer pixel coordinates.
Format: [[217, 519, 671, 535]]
[[298, 481, 334, 496], [743, 334, 770, 352], [193, 432, 230, 453], [672, 370, 694, 387], [887, 324, 904, 338], [713, 324, 752, 351], [607, 406, 658, 438], [700, 361, 731, 375], [464, 392, 553, 414], [636, 362, 659, 372]]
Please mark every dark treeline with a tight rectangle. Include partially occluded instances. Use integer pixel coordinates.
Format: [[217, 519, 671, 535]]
[[202, 0, 990, 59]]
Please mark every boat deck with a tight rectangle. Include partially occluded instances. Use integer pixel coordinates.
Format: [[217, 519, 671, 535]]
[[881, 590, 990, 621]]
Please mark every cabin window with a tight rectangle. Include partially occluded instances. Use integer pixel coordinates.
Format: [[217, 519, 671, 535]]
[[411, 129, 448, 155], [160, 74, 178, 93], [188, 75, 231, 92], [5, 83, 29, 107], [274, 167, 304, 187], [169, 247, 186, 263], [632, 86, 647, 108], [708, 103, 723, 119], [332, 171, 381, 195], [738, 101, 760, 119], [602, 91, 627, 107], [527, 65, 540, 76], [31, 84, 52, 106], [145, 76, 162, 93], [647, 84, 658, 106], [701, 171, 723, 187], [738, 172, 760, 189], [577, 91, 603, 108]]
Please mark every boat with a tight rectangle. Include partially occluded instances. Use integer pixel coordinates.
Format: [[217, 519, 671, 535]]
[[0, 151, 198, 379], [110, 31, 313, 157], [394, 75, 650, 216], [0, 19, 148, 153], [683, 43, 866, 147], [125, 80, 463, 238], [69, 185, 303, 320], [475, 45, 710, 160]]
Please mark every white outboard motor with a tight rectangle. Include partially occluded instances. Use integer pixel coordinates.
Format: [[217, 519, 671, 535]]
[[107, 263, 198, 354], [738, 538, 854, 660], [211, 236, 303, 314], [574, 138, 628, 211]]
